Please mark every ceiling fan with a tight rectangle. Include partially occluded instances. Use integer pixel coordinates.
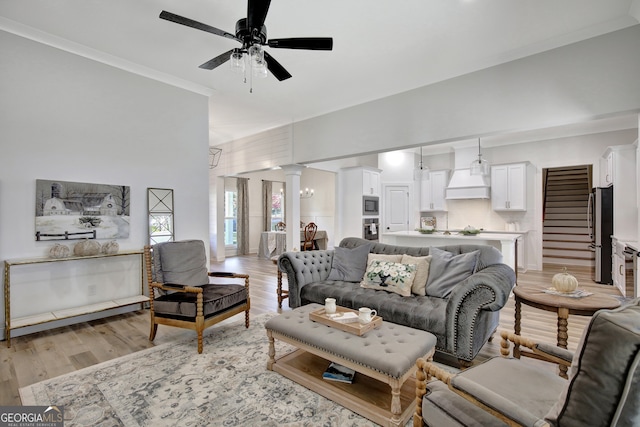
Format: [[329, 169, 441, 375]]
[[159, 0, 333, 82]]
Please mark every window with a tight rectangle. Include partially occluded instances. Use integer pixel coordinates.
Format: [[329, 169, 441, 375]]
[[224, 190, 237, 246], [271, 185, 284, 230]]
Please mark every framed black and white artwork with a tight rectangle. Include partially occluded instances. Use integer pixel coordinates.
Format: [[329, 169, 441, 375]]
[[35, 179, 131, 241]]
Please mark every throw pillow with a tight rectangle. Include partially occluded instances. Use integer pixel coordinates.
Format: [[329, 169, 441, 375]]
[[425, 248, 479, 298], [401, 254, 432, 296], [327, 243, 371, 282], [367, 253, 403, 267], [360, 260, 417, 297]]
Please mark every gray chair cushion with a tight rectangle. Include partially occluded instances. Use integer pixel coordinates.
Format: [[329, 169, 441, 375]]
[[327, 243, 371, 282], [545, 298, 640, 427], [154, 284, 247, 319], [426, 248, 479, 298], [153, 240, 209, 286]]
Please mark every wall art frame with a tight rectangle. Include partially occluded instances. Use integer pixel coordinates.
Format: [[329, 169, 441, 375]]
[[35, 179, 131, 241]]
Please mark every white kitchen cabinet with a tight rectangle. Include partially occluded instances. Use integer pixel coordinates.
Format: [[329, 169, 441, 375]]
[[601, 151, 614, 186], [491, 163, 527, 211], [602, 144, 637, 240], [337, 166, 382, 241], [420, 170, 449, 211], [363, 169, 381, 196]]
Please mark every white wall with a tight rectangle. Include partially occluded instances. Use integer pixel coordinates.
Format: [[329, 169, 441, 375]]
[[215, 26, 640, 173], [0, 31, 210, 338], [291, 26, 640, 163]]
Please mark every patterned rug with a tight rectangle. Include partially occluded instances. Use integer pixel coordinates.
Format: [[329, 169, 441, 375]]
[[20, 313, 414, 426]]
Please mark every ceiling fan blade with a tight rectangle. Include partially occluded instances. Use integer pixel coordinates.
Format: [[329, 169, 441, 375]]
[[247, 0, 271, 30], [159, 11, 240, 42], [268, 37, 333, 50], [264, 51, 292, 81], [199, 49, 235, 70]]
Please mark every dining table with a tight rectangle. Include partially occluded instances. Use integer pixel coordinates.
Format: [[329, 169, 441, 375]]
[[258, 230, 328, 259]]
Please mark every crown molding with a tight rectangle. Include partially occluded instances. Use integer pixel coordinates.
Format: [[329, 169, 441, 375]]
[[0, 16, 215, 97]]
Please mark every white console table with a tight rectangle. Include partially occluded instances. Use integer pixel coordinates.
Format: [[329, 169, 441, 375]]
[[4, 250, 149, 347]]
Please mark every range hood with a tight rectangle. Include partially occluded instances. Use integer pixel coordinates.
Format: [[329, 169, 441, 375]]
[[445, 146, 491, 199]]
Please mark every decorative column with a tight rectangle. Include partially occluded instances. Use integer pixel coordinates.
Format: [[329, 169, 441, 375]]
[[281, 164, 305, 251]]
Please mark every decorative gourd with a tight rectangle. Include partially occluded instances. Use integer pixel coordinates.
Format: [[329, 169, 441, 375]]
[[49, 243, 70, 259], [552, 267, 579, 293], [74, 239, 101, 256], [102, 240, 119, 254]]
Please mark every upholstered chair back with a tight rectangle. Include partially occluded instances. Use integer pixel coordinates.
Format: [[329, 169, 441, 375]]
[[545, 298, 640, 426], [152, 240, 209, 287]]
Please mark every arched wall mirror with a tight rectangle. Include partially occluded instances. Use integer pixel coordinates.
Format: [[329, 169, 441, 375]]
[[147, 188, 174, 245]]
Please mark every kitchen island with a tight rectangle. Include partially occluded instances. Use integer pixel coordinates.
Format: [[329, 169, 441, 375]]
[[381, 230, 525, 273]]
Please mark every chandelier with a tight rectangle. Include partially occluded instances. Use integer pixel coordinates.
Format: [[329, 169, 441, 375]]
[[300, 188, 314, 199]]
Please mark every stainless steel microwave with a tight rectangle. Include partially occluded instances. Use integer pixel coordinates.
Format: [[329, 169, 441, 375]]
[[363, 195, 379, 215]]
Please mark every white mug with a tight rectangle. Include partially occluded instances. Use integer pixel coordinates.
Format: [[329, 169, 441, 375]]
[[325, 298, 337, 314], [358, 307, 377, 324]]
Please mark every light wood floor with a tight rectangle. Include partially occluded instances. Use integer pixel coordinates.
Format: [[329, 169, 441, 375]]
[[0, 256, 621, 406]]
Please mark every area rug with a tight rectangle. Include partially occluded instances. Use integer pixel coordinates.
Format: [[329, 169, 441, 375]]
[[20, 313, 414, 426]]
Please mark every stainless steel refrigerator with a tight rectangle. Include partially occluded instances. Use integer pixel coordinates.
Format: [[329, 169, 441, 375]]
[[588, 186, 614, 284]]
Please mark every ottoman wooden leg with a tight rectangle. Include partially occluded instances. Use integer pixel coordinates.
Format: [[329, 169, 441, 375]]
[[390, 378, 403, 426]]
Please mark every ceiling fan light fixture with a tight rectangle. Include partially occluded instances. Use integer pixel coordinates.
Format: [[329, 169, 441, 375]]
[[230, 49, 245, 73]]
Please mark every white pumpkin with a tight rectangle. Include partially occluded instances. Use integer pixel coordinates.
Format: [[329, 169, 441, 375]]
[[552, 267, 579, 293], [74, 239, 101, 256], [102, 240, 119, 254], [49, 243, 70, 259]]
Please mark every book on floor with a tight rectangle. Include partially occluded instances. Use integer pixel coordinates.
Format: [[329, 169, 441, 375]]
[[322, 362, 356, 383]]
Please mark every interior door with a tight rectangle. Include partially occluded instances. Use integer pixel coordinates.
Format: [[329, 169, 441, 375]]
[[384, 185, 410, 233]]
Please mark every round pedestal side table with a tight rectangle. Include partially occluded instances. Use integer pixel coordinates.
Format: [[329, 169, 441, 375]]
[[512, 285, 621, 378]]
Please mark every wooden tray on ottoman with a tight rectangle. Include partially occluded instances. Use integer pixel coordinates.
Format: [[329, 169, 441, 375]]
[[309, 306, 382, 336]]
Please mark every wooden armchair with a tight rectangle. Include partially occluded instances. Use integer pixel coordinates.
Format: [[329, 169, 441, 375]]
[[144, 240, 250, 354], [414, 299, 640, 427]]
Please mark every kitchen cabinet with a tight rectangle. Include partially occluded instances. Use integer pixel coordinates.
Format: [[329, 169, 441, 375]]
[[491, 163, 528, 211], [612, 238, 624, 293], [363, 168, 381, 196], [602, 144, 637, 240], [602, 151, 614, 186], [420, 170, 449, 211], [337, 166, 382, 241]]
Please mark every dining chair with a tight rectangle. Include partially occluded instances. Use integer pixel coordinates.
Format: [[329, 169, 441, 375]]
[[301, 222, 318, 251]]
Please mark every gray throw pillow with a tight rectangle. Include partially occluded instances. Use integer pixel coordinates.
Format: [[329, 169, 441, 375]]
[[328, 243, 371, 282], [425, 247, 479, 298]]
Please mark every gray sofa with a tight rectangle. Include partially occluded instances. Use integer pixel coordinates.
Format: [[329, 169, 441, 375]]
[[277, 237, 516, 363]]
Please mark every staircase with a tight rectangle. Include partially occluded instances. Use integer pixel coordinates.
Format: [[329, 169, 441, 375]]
[[542, 165, 594, 267]]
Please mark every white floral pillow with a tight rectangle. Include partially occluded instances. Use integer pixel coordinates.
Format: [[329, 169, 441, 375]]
[[360, 260, 417, 297]]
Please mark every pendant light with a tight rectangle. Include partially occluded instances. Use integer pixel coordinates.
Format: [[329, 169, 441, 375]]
[[470, 138, 490, 176], [413, 146, 430, 181]]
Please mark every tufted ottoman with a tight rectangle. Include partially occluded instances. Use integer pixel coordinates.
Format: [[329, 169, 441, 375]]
[[266, 303, 436, 427]]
